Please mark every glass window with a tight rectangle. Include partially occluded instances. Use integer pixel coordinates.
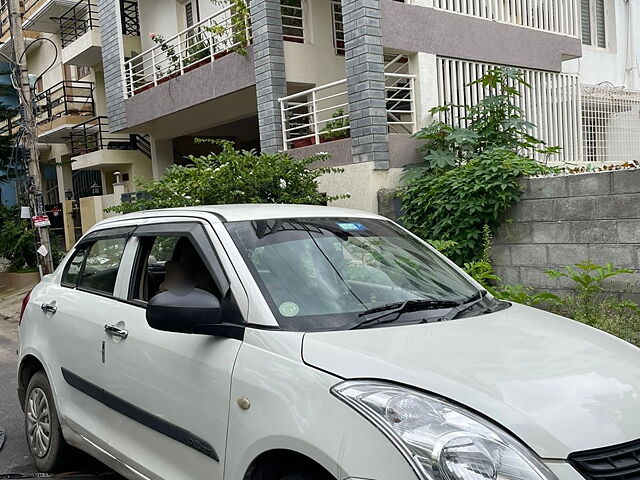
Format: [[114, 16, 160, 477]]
[[581, 0, 606, 48], [61, 247, 88, 287], [78, 238, 126, 295], [226, 218, 480, 331], [133, 235, 218, 302]]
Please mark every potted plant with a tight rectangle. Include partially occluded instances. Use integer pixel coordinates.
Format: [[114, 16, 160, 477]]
[[183, 28, 212, 72], [320, 108, 350, 143]]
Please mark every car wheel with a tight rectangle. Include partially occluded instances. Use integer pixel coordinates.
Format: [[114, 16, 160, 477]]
[[24, 370, 71, 472]]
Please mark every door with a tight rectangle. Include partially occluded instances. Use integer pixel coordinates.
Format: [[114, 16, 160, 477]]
[[102, 221, 245, 480], [37, 232, 129, 449]]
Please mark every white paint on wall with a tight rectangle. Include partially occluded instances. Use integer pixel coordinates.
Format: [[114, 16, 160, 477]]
[[564, 0, 640, 90]]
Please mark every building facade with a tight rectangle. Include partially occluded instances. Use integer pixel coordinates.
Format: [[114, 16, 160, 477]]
[[0, 0, 638, 243]]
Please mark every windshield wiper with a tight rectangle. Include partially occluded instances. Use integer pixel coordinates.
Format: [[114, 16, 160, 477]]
[[350, 299, 461, 330], [436, 290, 488, 322]]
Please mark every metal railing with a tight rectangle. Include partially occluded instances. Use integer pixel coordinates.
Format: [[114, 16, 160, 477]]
[[59, 0, 99, 48], [123, 4, 251, 97], [69, 116, 138, 157], [279, 72, 417, 149], [121, 0, 140, 36], [431, 0, 580, 37], [581, 85, 640, 164], [34, 80, 95, 125], [436, 57, 582, 163], [281, 0, 304, 43], [0, 111, 21, 137]]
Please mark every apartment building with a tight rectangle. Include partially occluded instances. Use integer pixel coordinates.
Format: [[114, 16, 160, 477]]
[[1, 0, 638, 244]]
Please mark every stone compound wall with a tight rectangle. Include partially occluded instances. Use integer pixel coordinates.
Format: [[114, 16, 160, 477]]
[[492, 170, 640, 301]]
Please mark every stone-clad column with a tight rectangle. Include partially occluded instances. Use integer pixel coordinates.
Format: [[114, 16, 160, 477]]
[[250, 0, 287, 152], [341, 0, 390, 168], [97, 0, 127, 131]]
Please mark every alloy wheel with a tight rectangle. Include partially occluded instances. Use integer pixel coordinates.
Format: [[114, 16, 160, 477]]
[[26, 387, 51, 458]]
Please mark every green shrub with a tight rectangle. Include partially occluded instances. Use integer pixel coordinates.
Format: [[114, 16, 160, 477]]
[[0, 206, 37, 272], [401, 148, 547, 264], [109, 140, 346, 214]]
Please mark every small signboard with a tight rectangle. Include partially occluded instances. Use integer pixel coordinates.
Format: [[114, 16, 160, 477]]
[[32, 215, 51, 228]]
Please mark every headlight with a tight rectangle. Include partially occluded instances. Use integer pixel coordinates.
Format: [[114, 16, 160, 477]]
[[332, 381, 557, 480]]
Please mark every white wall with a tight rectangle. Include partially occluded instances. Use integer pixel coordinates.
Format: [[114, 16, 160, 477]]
[[564, 0, 640, 90]]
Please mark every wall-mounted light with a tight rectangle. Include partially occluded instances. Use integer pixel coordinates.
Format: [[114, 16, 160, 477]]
[[90, 183, 101, 196], [64, 189, 73, 201]]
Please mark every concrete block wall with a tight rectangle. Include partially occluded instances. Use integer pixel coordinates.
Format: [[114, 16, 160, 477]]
[[492, 170, 640, 301]]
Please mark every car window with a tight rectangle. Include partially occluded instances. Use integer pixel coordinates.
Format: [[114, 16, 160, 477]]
[[133, 235, 219, 302], [77, 238, 127, 296], [61, 247, 88, 287]]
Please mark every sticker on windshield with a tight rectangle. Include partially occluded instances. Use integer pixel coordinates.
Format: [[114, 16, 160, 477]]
[[279, 302, 300, 317], [337, 222, 368, 232]]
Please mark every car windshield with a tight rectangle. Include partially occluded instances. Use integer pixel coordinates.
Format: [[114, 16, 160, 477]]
[[226, 217, 480, 331]]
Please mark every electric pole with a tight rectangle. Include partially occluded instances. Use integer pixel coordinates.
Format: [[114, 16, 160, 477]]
[[8, 0, 54, 275]]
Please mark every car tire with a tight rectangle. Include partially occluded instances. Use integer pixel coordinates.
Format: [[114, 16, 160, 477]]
[[24, 370, 71, 472]]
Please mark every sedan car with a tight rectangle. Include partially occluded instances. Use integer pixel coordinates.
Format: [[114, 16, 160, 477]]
[[17, 204, 640, 480]]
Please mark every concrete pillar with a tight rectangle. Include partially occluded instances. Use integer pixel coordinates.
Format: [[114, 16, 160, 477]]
[[150, 137, 174, 180], [250, 0, 287, 152], [410, 52, 439, 130], [97, 0, 127, 131], [341, 0, 390, 169], [55, 158, 73, 204]]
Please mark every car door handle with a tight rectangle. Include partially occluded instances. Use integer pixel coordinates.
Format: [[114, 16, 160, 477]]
[[104, 324, 129, 340], [40, 302, 57, 314]]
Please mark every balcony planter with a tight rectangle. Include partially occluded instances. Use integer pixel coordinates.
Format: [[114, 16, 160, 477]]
[[133, 83, 154, 95], [184, 57, 211, 73], [291, 137, 315, 149], [213, 49, 232, 60], [157, 72, 180, 85]]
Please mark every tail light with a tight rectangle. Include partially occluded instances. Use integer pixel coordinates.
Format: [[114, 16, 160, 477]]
[[19, 289, 32, 325]]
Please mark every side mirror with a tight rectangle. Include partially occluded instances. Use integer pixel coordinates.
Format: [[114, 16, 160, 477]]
[[146, 288, 222, 334]]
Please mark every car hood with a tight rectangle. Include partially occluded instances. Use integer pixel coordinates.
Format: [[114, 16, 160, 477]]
[[302, 303, 640, 459]]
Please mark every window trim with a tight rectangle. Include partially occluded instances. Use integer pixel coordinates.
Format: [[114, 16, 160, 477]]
[[581, 0, 607, 50]]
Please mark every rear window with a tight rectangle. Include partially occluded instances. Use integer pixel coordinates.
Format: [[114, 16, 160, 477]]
[[78, 238, 126, 296]]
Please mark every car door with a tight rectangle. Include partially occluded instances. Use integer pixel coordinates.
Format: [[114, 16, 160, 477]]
[[102, 220, 246, 480], [36, 227, 132, 450]]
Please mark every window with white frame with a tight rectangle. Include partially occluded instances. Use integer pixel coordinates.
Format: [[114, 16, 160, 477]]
[[581, 0, 606, 48]]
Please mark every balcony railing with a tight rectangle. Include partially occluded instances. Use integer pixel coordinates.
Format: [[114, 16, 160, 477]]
[[123, 4, 251, 97], [35, 80, 95, 125], [59, 0, 99, 48], [0, 112, 21, 137], [279, 72, 416, 149], [121, 0, 140, 36], [69, 116, 138, 157], [0, 2, 9, 39], [431, 0, 580, 37]]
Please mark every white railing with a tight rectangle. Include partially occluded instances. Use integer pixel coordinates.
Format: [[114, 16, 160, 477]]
[[279, 72, 416, 150], [436, 57, 582, 163], [432, 0, 580, 37], [581, 85, 640, 164], [123, 4, 251, 97]]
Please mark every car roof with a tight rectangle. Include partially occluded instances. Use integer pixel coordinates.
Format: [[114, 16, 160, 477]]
[[94, 204, 385, 228]]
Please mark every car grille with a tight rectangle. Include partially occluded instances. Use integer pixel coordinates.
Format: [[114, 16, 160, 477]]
[[568, 439, 640, 480]]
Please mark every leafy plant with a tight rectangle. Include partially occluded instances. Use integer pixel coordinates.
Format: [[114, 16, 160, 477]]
[[149, 33, 180, 77], [184, 28, 211, 65], [491, 284, 559, 307], [411, 67, 559, 173], [320, 108, 350, 141], [543, 261, 638, 325], [0, 206, 37, 272], [401, 148, 548, 264], [210, 0, 250, 56], [108, 140, 348, 214]]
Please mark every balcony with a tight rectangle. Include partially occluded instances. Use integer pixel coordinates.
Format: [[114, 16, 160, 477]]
[[69, 116, 150, 170], [124, 4, 251, 97], [35, 80, 95, 142], [0, 112, 20, 137], [59, 0, 101, 66], [279, 69, 417, 150], [22, 0, 79, 33]]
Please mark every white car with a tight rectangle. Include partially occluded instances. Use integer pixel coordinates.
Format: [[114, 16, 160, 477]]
[[17, 205, 640, 480]]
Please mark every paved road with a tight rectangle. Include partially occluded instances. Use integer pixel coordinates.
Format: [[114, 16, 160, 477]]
[[0, 289, 122, 479]]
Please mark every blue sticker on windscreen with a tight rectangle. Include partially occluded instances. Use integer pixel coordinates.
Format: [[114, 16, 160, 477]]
[[337, 222, 368, 231]]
